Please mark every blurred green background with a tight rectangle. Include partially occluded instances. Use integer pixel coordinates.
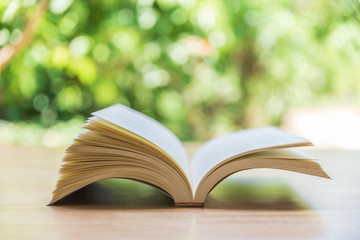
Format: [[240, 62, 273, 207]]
[[0, 0, 360, 147]]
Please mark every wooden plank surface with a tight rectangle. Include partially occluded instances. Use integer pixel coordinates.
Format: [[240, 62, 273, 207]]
[[1, 145, 360, 239]]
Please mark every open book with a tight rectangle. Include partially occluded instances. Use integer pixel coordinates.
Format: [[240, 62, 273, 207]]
[[49, 104, 329, 206]]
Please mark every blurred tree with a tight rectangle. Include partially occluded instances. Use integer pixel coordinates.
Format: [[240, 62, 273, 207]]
[[0, 0, 360, 141]]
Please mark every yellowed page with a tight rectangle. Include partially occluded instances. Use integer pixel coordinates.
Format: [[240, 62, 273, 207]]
[[92, 104, 190, 178]]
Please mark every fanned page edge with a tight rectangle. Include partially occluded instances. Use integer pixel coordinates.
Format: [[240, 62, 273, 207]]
[[48, 104, 196, 205], [92, 104, 191, 179], [48, 119, 194, 205], [191, 127, 315, 192], [192, 149, 330, 203]]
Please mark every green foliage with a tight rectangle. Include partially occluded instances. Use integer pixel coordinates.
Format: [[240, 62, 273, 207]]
[[1, 0, 360, 142]]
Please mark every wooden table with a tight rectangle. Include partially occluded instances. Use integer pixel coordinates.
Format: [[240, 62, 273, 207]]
[[1, 145, 359, 239]]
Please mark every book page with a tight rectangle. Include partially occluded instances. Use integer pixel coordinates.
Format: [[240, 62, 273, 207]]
[[191, 127, 312, 192], [92, 104, 190, 178]]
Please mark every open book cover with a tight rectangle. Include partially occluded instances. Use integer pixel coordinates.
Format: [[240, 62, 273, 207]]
[[48, 104, 330, 207]]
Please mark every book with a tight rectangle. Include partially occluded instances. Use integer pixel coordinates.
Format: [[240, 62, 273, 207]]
[[48, 104, 330, 207]]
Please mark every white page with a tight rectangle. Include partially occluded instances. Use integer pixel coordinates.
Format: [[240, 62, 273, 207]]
[[92, 104, 189, 178], [191, 127, 311, 191]]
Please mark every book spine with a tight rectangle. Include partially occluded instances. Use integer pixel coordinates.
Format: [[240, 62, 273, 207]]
[[174, 202, 204, 207]]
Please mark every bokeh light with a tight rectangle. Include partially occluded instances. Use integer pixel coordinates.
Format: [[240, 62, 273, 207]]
[[0, 0, 360, 148]]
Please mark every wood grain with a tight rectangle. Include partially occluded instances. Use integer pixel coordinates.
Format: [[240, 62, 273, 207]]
[[1, 145, 360, 239]]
